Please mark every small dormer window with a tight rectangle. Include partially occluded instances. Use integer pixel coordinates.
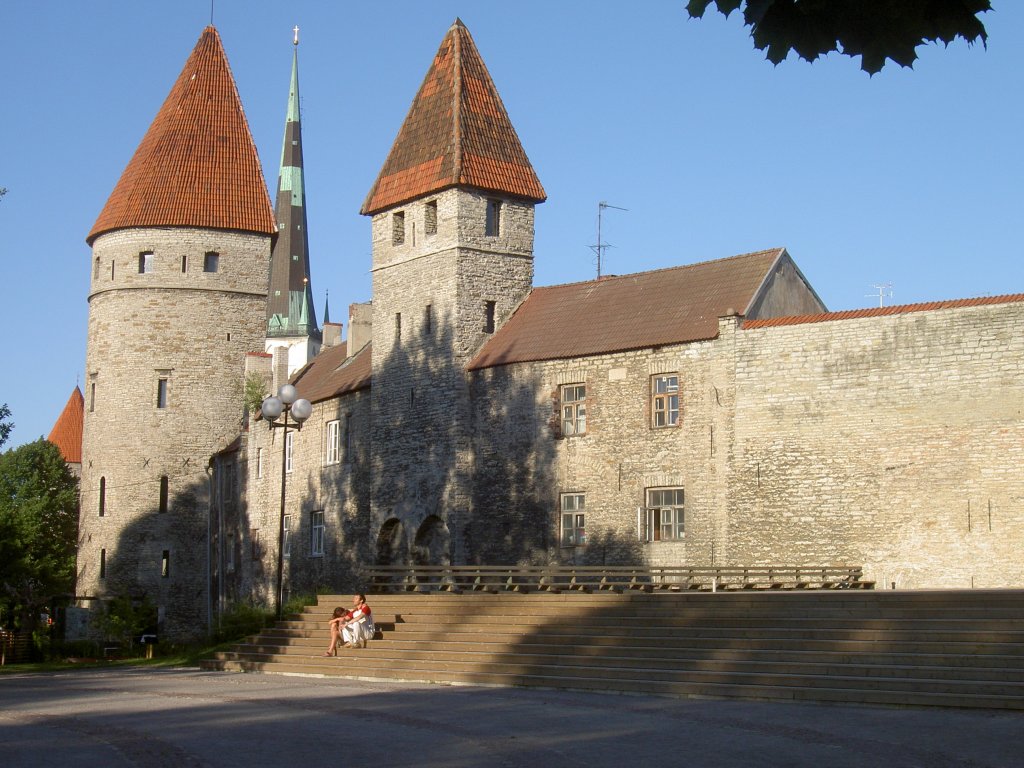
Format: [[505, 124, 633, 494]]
[[425, 200, 438, 235], [203, 251, 219, 273], [392, 211, 406, 245], [485, 199, 501, 237]]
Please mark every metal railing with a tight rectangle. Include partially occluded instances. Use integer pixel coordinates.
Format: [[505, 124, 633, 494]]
[[367, 565, 871, 593]]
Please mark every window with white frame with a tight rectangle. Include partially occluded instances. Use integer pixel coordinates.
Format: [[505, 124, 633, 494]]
[[285, 431, 294, 473], [644, 487, 685, 542], [310, 510, 325, 556], [560, 493, 586, 547], [651, 375, 679, 428], [560, 384, 586, 436], [283, 514, 292, 558], [326, 420, 341, 465]]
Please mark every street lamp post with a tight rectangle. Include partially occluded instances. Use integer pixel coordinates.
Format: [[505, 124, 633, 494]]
[[261, 383, 312, 620]]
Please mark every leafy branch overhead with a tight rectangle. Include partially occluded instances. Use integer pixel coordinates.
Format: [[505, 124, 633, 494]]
[[686, 0, 991, 74]]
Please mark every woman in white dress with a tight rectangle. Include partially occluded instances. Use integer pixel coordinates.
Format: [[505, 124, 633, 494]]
[[340, 593, 374, 648]]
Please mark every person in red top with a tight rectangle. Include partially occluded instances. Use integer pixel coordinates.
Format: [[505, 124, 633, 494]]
[[339, 593, 373, 648]]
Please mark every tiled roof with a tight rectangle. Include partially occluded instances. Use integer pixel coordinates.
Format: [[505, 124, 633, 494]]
[[290, 341, 372, 404], [469, 249, 784, 370], [48, 387, 84, 464], [743, 293, 1024, 329], [88, 26, 275, 243], [361, 19, 545, 215]]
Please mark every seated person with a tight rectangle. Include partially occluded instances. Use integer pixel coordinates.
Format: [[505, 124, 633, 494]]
[[339, 593, 374, 648], [323, 606, 351, 656]]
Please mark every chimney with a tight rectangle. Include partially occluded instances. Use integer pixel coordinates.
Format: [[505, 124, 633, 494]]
[[348, 302, 372, 355], [272, 346, 289, 394], [323, 321, 343, 348]]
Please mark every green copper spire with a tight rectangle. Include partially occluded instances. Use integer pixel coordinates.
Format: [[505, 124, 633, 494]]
[[267, 29, 319, 339]]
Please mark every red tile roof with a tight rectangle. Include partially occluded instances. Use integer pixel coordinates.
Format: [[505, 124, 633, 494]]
[[361, 19, 545, 215], [48, 387, 84, 464], [290, 341, 372, 404], [743, 293, 1024, 329], [469, 249, 784, 370], [88, 26, 275, 244]]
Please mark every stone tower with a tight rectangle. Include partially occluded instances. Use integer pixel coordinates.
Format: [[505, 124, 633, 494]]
[[361, 19, 545, 566], [78, 27, 275, 639], [266, 32, 321, 375]]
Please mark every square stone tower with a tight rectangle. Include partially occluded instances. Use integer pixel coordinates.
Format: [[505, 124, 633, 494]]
[[360, 19, 546, 566]]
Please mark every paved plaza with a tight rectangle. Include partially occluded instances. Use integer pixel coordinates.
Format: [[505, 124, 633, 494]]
[[1, 667, 1021, 767]]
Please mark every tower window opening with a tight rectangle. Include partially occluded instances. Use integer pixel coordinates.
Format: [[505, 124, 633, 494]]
[[181, 254, 188, 273], [138, 251, 154, 274], [94, 257, 100, 280], [484, 301, 496, 334], [99, 477, 106, 517], [425, 200, 437, 235], [159, 476, 169, 514], [203, 251, 219, 273], [485, 199, 501, 236], [89, 383, 96, 413], [161, 550, 170, 578], [424, 304, 432, 336], [392, 211, 406, 245], [395, 312, 402, 343], [99, 549, 106, 579], [110, 261, 115, 280], [157, 378, 169, 409]]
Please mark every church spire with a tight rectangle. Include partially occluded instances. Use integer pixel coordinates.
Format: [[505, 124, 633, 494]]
[[267, 30, 319, 339]]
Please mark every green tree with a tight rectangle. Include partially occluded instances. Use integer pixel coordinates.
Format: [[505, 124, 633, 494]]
[[687, 0, 991, 74], [0, 403, 12, 449], [0, 439, 79, 629]]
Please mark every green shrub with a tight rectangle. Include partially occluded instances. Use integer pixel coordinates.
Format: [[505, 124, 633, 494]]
[[215, 602, 271, 642]]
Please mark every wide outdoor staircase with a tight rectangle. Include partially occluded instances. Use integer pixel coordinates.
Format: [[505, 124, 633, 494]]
[[202, 590, 1024, 709]]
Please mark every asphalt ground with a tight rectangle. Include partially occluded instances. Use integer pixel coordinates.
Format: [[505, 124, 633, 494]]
[[1, 667, 1021, 767]]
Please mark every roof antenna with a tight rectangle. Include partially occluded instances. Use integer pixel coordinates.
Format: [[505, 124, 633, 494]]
[[866, 283, 894, 308], [210, 0, 214, 25], [590, 201, 628, 278]]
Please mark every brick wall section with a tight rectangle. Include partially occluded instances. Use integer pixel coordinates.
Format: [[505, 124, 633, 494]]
[[79, 227, 270, 640], [729, 300, 1024, 588]]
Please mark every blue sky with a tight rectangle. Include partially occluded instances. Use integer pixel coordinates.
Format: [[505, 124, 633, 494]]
[[1, 2, 1021, 449]]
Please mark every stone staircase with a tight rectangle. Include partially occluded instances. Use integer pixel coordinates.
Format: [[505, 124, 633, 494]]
[[202, 590, 1024, 709]]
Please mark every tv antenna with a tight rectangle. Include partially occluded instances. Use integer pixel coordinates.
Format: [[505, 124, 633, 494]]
[[867, 283, 894, 308], [589, 201, 627, 278]]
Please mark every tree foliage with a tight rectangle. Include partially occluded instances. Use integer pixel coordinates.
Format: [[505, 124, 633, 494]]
[[686, 1, 991, 74], [0, 403, 12, 450], [0, 439, 79, 628]]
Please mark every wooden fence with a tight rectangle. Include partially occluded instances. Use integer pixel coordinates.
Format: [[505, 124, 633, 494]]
[[367, 565, 872, 594]]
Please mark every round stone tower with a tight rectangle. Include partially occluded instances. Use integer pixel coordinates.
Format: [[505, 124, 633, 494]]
[[78, 27, 275, 640]]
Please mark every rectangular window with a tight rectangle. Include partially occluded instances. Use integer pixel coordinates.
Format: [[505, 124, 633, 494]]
[[181, 254, 188, 273], [98, 477, 106, 517], [257, 448, 264, 479], [94, 257, 101, 280], [285, 431, 294, 473], [156, 378, 168, 409], [89, 383, 96, 413], [138, 251, 153, 274], [99, 548, 106, 579], [161, 550, 170, 578], [310, 510, 325, 556], [561, 384, 587, 436], [110, 261, 115, 280], [283, 514, 292, 558], [645, 488, 685, 542], [203, 251, 219, 273], [651, 375, 680, 428], [423, 304, 432, 336], [485, 198, 501, 236], [159, 476, 168, 514], [392, 211, 405, 245], [424, 200, 437, 235], [561, 493, 586, 546], [484, 300, 496, 334], [326, 420, 341, 465]]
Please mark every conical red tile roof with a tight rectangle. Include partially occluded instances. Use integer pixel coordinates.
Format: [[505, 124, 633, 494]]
[[362, 19, 545, 216], [48, 387, 84, 465], [88, 26, 275, 243]]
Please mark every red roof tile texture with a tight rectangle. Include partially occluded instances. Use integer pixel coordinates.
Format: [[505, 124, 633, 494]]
[[743, 293, 1024, 329], [361, 19, 545, 215], [469, 249, 784, 370], [88, 26, 275, 243], [290, 341, 372, 404], [48, 387, 84, 464]]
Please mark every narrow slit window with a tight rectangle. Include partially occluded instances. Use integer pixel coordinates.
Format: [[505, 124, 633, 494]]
[[161, 550, 170, 578], [485, 199, 501, 236], [425, 200, 437, 235], [484, 301, 496, 334], [99, 548, 107, 579], [159, 476, 169, 514], [392, 211, 405, 245], [98, 477, 106, 517], [181, 254, 188, 273], [395, 312, 402, 343], [157, 378, 168, 409], [424, 304, 433, 336]]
